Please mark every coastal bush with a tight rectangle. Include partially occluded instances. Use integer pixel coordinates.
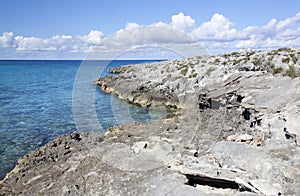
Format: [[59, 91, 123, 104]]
[[188, 72, 198, 78], [222, 54, 230, 59], [272, 67, 283, 75], [213, 58, 221, 64], [180, 67, 188, 75], [206, 67, 216, 76], [252, 57, 262, 66], [166, 66, 170, 73], [231, 52, 240, 57], [290, 54, 298, 64], [268, 56, 274, 61], [233, 59, 242, 65], [172, 75, 184, 81], [262, 60, 275, 70], [247, 51, 256, 56], [244, 56, 250, 61], [286, 65, 298, 78], [282, 57, 290, 64], [278, 47, 292, 52]]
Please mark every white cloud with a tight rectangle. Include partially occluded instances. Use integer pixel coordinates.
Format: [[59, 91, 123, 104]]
[[191, 13, 247, 41], [171, 12, 195, 32], [276, 12, 300, 31], [125, 22, 140, 30], [77, 30, 103, 45], [235, 12, 300, 49], [0, 32, 15, 47], [1, 31, 103, 54], [15, 36, 43, 51], [2, 11, 300, 59], [114, 26, 194, 45], [91, 25, 201, 59]]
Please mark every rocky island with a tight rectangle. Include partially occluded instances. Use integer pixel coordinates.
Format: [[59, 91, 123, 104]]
[[1, 48, 300, 195]]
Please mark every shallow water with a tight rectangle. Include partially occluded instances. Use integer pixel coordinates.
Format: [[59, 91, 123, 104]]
[[0, 59, 163, 179]]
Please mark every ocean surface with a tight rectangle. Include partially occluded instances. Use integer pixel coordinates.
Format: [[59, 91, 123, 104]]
[[0, 60, 163, 179]]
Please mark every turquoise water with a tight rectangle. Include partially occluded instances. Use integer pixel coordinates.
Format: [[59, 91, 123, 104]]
[[0, 60, 162, 179]]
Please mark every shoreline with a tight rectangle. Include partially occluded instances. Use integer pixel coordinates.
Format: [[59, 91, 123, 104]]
[[1, 48, 300, 195]]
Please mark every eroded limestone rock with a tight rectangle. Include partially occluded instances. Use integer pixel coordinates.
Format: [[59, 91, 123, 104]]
[[1, 49, 300, 195]]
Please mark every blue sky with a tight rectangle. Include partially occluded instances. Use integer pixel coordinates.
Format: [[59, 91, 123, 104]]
[[1, 0, 300, 59]]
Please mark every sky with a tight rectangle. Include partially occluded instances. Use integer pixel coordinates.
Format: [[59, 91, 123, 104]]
[[1, 0, 300, 59]]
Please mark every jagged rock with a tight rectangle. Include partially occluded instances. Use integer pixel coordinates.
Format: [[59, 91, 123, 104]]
[[1, 49, 300, 195]]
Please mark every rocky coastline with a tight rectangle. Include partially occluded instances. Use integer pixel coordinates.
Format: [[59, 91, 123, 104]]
[[1, 48, 300, 195]]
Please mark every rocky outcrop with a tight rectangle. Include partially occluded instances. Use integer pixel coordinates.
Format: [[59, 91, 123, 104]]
[[1, 48, 300, 195]]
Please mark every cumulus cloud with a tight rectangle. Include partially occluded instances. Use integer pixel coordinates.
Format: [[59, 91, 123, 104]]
[[171, 12, 195, 32], [1, 11, 300, 59], [276, 12, 300, 31], [125, 22, 140, 30], [0, 30, 104, 54], [91, 25, 201, 59], [0, 32, 15, 47], [78, 30, 103, 45], [235, 12, 300, 49], [110, 26, 194, 46], [191, 13, 247, 41]]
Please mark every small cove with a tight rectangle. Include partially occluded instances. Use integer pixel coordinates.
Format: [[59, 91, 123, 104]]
[[0, 59, 165, 179]]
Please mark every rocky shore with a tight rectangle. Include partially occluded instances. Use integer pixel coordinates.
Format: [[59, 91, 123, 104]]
[[1, 48, 300, 195]]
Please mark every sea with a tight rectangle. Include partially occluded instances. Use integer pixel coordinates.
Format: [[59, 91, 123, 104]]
[[0, 60, 164, 179]]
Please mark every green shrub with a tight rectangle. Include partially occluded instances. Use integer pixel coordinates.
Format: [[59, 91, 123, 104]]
[[213, 58, 221, 64], [223, 54, 230, 59], [180, 67, 188, 75], [244, 56, 250, 61], [282, 57, 290, 64], [278, 47, 292, 52], [189, 72, 198, 78], [248, 51, 256, 56], [231, 52, 240, 57], [233, 59, 242, 65], [268, 56, 274, 61], [252, 57, 262, 66], [166, 66, 170, 73], [290, 54, 298, 64], [285, 65, 298, 78], [206, 67, 216, 76], [172, 76, 184, 81], [263, 60, 275, 70], [272, 67, 283, 75]]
